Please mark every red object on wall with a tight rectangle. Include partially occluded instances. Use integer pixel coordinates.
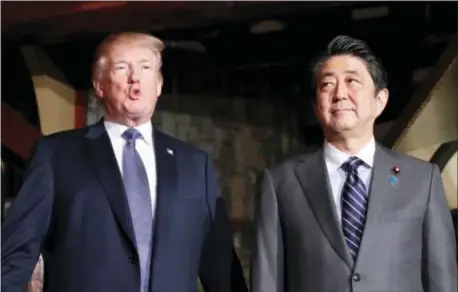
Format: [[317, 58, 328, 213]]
[[74, 90, 87, 128], [2, 89, 87, 159], [1, 102, 42, 160]]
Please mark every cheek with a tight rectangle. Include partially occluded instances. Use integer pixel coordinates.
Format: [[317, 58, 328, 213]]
[[316, 95, 331, 114], [144, 81, 159, 92], [112, 82, 127, 92], [354, 98, 374, 117], [108, 83, 129, 99], [107, 75, 127, 90], [143, 84, 161, 101]]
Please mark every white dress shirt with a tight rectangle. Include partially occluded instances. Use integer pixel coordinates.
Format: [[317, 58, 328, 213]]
[[323, 137, 376, 223], [104, 120, 157, 219]]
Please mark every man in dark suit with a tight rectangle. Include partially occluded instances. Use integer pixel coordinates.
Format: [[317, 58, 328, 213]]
[[250, 35, 457, 292], [2, 32, 245, 292]]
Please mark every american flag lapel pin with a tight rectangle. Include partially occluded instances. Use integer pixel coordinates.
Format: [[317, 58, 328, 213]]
[[166, 148, 174, 155]]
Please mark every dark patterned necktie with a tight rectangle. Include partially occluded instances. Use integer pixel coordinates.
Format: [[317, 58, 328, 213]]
[[340, 156, 368, 261], [122, 128, 153, 292]]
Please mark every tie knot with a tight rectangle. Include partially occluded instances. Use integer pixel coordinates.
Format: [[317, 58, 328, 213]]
[[341, 156, 366, 174], [122, 128, 143, 142]]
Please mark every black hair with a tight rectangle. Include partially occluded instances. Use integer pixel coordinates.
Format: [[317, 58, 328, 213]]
[[311, 35, 388, 91]]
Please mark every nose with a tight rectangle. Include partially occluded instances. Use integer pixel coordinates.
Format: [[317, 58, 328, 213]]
[[128, 68, 140, 84], [333, 80, 348, 101]]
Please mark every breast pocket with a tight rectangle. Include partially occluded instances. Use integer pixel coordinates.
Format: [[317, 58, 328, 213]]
[[383, 188, 428, 222], [384, 206, 424, 222]]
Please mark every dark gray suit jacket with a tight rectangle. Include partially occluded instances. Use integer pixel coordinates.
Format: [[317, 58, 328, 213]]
[[251, 144, 457, 292]]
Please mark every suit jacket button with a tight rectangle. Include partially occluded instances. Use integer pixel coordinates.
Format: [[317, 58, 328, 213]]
[[352, 273, 361, 282]]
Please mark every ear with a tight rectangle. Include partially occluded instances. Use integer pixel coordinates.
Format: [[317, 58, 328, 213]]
[[92, 79, 104, 101], [156, 75, 163, 97], [375, 88, 389, 117]]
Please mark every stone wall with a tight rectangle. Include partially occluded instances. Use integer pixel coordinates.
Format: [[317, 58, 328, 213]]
[[153, 94, 304, 221]]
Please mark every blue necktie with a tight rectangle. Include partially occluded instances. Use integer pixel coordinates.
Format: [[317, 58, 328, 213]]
[[122, 128, 153, 292], [340, 156, 368, 261]]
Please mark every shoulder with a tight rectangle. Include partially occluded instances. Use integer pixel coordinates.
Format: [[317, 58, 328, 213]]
[[378, 144, 437, 174], [31, 127, 89, 158], [22, 127, 89, 172], [41, 127, 88, 144], [265, 146, 321, 180]]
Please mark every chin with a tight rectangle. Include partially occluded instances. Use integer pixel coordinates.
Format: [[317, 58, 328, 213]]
[[125, 103, 148, 113], [335, 126, 356, 132], [330, 119, 357, 132]]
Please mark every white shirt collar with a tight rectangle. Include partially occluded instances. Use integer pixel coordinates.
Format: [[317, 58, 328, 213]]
[[103, 120, 153, 146], [324, 137, 376, 172]]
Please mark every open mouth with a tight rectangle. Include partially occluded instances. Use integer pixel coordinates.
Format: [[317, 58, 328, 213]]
[[129, 88, 141, 99]]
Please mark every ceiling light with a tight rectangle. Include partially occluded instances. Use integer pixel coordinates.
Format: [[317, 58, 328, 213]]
[[250, 20, 285, 34]]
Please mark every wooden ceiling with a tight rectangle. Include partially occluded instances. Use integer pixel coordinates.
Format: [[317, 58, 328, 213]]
[[2, 1, 354, 44], [2, 1, 455, 128]]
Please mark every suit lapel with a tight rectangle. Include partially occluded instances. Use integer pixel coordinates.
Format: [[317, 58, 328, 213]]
[[85, 120, 136, 250], [294, 150, 352, 267], [150, 129, 178, 256], [357, 144, 400, 262]]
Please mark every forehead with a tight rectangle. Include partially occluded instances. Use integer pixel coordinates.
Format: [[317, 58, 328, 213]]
[[319, 55, 370, 78], [107, 43, 157, 62]]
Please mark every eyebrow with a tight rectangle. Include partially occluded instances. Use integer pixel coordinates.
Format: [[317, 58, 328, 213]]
[[344, 70, 360, 76], [112, 60, 128, 66], [112, 59, 153, 65], [320, 70, 361, 79]]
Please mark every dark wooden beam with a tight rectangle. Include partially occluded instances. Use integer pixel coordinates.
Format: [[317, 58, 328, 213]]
[[382, 40, 458, 148], [2, 1, 359, 45], [1, 1, 128, 28], [430, 140, 458, 172]]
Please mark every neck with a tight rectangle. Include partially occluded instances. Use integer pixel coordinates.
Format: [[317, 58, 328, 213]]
[[325, 133, 374, 155], [104, 115, 151, 128]]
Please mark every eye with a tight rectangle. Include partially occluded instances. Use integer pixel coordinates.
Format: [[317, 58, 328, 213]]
[[141, 65, 151, 70], [114, 66, 126, 71], [347, 78, 359, 85], [320, 81, 334, 89]]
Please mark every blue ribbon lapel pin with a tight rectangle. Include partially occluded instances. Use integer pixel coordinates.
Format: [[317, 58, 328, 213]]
[[389, 166, 400, 186]]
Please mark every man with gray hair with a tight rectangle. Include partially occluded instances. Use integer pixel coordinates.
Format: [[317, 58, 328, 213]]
[[2, 32, 245, 292]]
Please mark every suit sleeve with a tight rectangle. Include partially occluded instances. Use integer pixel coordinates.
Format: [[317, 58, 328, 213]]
[[1, 140, 54, 292], [199, 154, 246, 292], [422, 164, 458, 292], [250, 169, 284, 292]]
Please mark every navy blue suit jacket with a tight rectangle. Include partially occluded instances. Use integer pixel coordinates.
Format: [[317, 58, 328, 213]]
[[2, 120, 242, 292]]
